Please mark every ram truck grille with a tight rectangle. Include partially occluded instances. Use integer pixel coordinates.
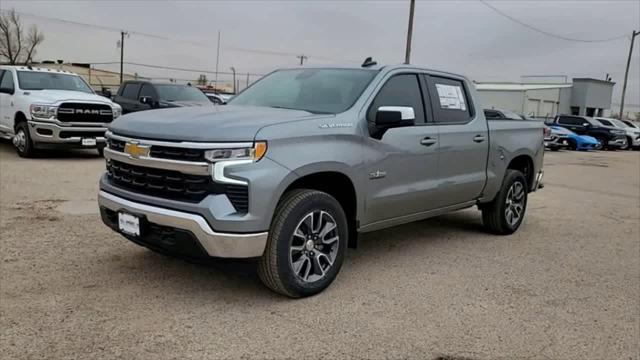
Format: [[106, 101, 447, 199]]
[[57, 103, 113, 123]]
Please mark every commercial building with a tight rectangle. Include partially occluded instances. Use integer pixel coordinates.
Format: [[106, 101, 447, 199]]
[[475, 78, 615, 119]]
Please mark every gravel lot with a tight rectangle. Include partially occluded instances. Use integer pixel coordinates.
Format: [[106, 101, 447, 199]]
[[1, 142, 638, 360]]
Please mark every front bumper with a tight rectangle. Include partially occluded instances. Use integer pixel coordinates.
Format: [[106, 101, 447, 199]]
[[604, 137, 628, 148], [98, 191, 268, 258], [28, 120, 107, 146]]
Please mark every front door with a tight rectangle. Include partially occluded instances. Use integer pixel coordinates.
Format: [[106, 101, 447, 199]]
[[363, 73, 440, 225], [0, 70, 16, 133]]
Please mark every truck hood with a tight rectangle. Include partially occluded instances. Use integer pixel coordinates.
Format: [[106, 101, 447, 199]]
[[109, 105, 329, 142], [159, 100, 213, 108], [22, 89, 115, 105]]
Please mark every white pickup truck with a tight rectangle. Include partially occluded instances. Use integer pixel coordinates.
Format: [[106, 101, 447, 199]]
[[0, 66, 122, 157]]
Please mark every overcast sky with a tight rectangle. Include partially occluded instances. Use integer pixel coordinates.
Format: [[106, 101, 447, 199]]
[[3, 0, 640, 108]]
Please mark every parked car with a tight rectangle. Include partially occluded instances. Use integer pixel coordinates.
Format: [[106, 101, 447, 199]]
[[484, 108, 525, 120], [98, 64, 544, 297], [552, 115, 627, 150], [202, 91, 226, 105], [544, 125, 569, 151], [0, 65, 122, 157], [549, 125, 599, 151], [594, 117, 640, 150], [113, 81, 212, 114]]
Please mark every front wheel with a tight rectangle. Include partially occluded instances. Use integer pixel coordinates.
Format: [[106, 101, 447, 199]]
[[258, 189, 348, 298], [482, 170, 528, 235], [13, 122, 35, 158]]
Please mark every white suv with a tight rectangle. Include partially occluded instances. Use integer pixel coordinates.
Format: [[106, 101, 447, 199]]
[[595, 117, 640, 150], [0, 65, 122, 157]]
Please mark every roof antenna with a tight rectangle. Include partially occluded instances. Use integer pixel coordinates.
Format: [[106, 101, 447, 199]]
[[361, 57, 377, 68]]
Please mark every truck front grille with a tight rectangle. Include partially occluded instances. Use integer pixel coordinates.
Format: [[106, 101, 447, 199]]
[[106, 160, 249, 212], [106, 137, 205, 162], [58, 103, 114, 123]]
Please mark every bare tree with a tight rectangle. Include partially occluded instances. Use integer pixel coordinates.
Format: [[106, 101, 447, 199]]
[[0, 9, 44, 65]]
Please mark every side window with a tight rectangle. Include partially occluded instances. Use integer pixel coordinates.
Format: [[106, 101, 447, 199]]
[[138, 84, 156, 99], [559, 116, 581, 125], [121, 83, 141, 99], [0, 70, 15, 92], [428, 76, 472, 124], [368, 74, 425, 125]]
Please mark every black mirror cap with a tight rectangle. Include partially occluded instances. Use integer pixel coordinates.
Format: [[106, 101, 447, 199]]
[[375, 110, 405, 126]]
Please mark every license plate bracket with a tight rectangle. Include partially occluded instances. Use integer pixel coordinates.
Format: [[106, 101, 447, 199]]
[[118, 212, 141, 237]]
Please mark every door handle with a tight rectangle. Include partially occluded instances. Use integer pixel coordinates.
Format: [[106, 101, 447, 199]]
[[420, 137, 437, 146], [473, 135, 486, 143]]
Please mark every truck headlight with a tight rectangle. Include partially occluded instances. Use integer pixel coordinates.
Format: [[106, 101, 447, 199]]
[[204, 141, 267, 162], [112, 106, 122, 119], [30, 104, 57, 120]]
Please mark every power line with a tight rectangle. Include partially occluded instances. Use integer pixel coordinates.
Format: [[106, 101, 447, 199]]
[[478, 1, 630, 43], [85, 61, 266, 76]]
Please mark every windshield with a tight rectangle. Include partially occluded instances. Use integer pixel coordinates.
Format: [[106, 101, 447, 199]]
[[155, 85, 209, 102], [229, 68, 377, 114], [610, 119, 630, 129], [596, 118, 615, 127], [17, 71, 93, 93]]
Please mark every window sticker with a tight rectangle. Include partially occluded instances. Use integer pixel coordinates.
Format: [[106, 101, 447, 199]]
[[436, 83, 466, 111]]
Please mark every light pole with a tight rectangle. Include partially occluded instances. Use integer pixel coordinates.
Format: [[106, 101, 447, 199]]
[[230, 67, 236, 94], [620, 30, 639, 119], [404, 0, 416, 64]]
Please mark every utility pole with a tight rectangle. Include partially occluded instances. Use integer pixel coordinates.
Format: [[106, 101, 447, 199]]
[[619, 30, 639, 119], [246, 73, 250, 88], [215, 30, 221, 89], [119, 31, 128, 84], [296, 54, 307, 65], [230, 67, 236, 94], [404, 0, 416, 64]]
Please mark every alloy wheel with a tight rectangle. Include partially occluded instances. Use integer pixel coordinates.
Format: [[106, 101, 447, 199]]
[[289, 210, 339, 282], [504, 181, 525, 227], [13, 129, 26, 153]]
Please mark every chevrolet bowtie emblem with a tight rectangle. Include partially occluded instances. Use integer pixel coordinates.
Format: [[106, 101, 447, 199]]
[[124, 141, 150, 158]]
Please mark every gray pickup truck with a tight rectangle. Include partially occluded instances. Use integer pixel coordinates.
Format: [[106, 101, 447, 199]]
[[98, 63, 544, 297]]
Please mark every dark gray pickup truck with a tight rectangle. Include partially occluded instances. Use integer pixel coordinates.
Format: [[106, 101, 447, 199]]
[[98, 64, 544, 297]]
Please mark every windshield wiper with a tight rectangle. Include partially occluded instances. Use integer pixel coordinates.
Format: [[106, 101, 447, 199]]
[[268, 106, 332, 115]]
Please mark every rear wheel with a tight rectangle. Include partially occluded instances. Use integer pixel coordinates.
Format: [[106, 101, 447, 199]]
[[13, 122, 35, 158], [482, 170, 528, 235], [258, 189, 348, 298], [597, 138, 608, 150], [566, 139, 577, 151]]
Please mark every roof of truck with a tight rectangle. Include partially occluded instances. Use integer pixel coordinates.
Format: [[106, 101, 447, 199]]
[[0, 65, 79, 76]]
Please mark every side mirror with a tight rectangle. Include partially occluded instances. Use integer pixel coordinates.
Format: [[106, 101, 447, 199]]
[[582, 123, 590, 127], [375, 106, 415, 127], [0, 87, 14, 95], [139, 96, 154, 106]]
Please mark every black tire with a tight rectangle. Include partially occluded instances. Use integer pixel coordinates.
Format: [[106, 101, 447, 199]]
[[624, 137, 633, 151], [13, 122, 35, 158], [482, 170, 528, 235], [550, 147, 560, 151], [597, 138, 608, 151], [258, 189, 348, 298], [566, 139, 577, 151]]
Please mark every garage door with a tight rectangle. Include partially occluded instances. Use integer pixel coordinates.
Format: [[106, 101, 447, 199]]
[[540, 101, 555, 118], [526, 99, 540, 117]]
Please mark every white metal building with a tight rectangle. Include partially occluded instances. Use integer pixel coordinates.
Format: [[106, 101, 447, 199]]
[[475, 78, 615, 119]]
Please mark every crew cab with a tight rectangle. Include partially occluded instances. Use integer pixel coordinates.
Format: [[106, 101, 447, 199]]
[[98, 63, 544, 297], [113, 81, 212, 114], [552, 115, 627, 150], [594, 117, 640, 150], [0, 66, 122, 157]]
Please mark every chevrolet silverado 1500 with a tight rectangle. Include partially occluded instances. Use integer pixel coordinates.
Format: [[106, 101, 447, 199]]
[[98, 63, 544, 297]]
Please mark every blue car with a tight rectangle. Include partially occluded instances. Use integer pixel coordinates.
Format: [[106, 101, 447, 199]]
[[549, 126, 600, 151]]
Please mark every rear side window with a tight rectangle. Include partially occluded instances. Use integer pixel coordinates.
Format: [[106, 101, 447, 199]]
[[484, 109, 502, 119], [427, 76, 472, 124], [367, 74, 426, 124], [121, 83, 141, 99], [0, 70, 15, 92], [557, 116, 583, 126]]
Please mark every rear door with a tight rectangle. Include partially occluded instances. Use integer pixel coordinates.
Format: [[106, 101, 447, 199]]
[[557, 116, 587, 135], [425, 75, 488, 206], [362, 72, 441, 225]]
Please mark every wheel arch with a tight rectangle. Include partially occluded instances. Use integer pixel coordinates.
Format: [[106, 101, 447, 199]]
[[277, 167, 359, 249], [506, 154, 535, 191]]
